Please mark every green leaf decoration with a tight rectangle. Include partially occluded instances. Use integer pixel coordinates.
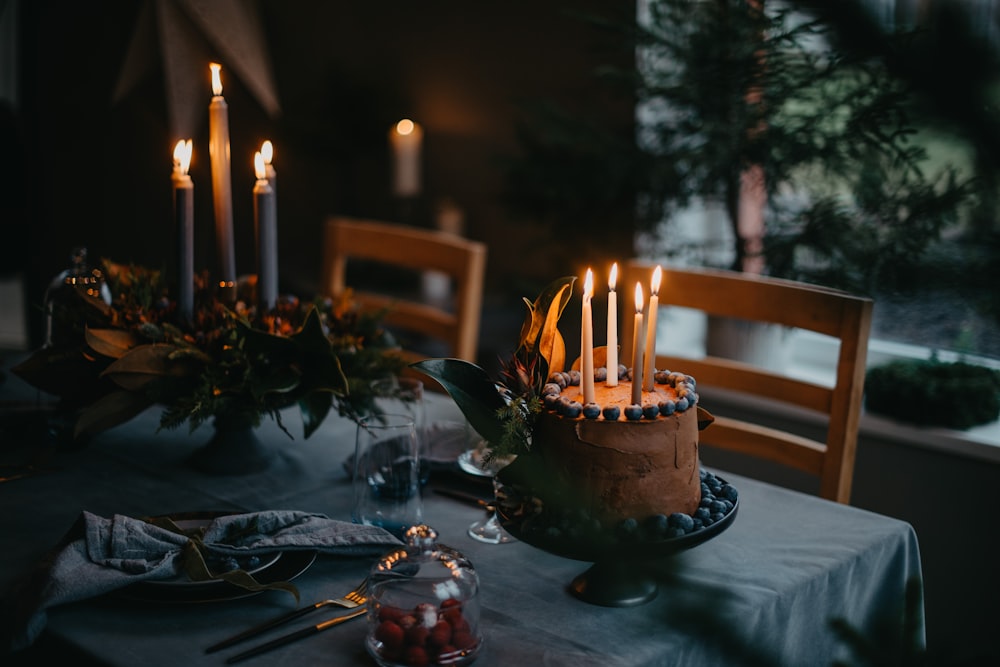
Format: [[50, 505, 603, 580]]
[[237, 319, 300, 365], [411, 278, 580, 459], [299, 389, 334, 439], [410, 358, 508, 446], [11, 345, 111, 402], [291, 307, 350, 395], [74, 389, 154, 438]]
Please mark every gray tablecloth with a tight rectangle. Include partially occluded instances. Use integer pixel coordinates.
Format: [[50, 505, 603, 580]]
[[0, 387, 924, 667]]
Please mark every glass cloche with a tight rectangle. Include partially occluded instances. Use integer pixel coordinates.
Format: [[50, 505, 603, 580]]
[[366, 525, 483, 666]]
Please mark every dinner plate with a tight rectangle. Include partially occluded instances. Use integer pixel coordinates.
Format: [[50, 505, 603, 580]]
[[119, 511, 317, 604]]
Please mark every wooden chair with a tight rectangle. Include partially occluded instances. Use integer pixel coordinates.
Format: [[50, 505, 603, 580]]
[[321, 216, 488, 369], [619, 262, 873, 504]]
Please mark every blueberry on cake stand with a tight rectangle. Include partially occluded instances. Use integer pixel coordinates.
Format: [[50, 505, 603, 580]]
[[496, 464, 739, 607]]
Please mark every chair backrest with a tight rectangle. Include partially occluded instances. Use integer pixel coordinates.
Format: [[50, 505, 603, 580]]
[[619, 262, 873, 504], [321, 216, 487, 366]]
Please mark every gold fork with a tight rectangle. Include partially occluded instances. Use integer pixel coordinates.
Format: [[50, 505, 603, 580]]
[[205, 578, 368, 654]]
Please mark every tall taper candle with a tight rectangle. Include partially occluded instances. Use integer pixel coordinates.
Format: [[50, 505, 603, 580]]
[[607, 262, 618, 386], [260, 140, 276, 197], [208, 63, 236, 288], [172, 139, 194, 322], [581, 268, 595, 404], [390, 119, 423, 197], [631, 282, 645, 406], [643, 265, 662, 390], [253, 151, 278, 312]]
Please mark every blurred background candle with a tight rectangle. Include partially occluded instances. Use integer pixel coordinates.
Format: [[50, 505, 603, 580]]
[[581, 268, 595, 404], [643, 265, 662, 390], [390, 118, 423, 197], [607, 262, 618, 387], [253, 151, 277, 311], [172, 139, 194, 321], [208, 63, 236, 289], [631, 282, 645, 405]]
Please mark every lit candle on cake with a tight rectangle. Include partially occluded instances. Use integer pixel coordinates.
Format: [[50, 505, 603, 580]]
[[390, 119, 423, 197], [172, 139, 194, 322], [208, 63, 236, 292], [253, 151, 278, 312], [581, 268, 595, 404], [607, 262, 618, 387], [631, 282, 645, 406], [643, 265, 662, 391]]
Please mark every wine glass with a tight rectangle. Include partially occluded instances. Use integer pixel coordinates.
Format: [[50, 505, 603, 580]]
[[457, 440, 517, 544]]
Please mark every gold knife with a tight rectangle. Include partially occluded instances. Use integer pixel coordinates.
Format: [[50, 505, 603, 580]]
[[224, 607, 367, 664]]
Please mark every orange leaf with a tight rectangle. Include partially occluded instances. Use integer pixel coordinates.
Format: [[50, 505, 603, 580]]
[[100, 344, 193, 390], [85, 327, 141, 359]]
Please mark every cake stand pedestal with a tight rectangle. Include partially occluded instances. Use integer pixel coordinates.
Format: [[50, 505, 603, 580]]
[[496, 469, 739, 607], [569, 559, 659, 607]]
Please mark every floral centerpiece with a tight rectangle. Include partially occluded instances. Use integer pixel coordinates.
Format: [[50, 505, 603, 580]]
[[13, 260, 407, 447]]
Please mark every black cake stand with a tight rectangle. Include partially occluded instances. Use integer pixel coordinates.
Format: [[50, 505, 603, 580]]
[[495, 473, 739, 607]]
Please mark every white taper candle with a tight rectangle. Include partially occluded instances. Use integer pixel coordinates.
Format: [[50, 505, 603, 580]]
[[643, 265, 662, 391], [631, 282, 645, 406]]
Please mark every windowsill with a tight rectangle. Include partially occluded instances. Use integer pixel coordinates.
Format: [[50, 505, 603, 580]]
[[654, 307, 1000, 463]]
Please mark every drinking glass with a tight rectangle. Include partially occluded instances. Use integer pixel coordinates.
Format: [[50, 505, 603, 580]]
[[352, 414, 422, 538], [457, 441, 517, 544], [373, 377, 429, 484]]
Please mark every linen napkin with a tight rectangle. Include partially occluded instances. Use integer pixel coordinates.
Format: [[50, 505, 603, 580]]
[[6, 510, 402, 651]]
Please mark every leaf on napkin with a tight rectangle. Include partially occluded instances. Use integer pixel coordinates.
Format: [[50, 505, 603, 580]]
[[181, 537, 300, 603], [214, 569, 301, 601]]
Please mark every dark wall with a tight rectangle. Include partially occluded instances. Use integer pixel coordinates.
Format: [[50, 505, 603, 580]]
[[9, 1, 635, 348]]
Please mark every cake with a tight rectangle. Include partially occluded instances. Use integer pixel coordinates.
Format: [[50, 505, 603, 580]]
[[531, 365, 704, 525], [412, 276, 732, 545], [494, 344, 720, 544]]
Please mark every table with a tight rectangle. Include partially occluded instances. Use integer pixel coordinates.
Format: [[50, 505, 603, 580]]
[[0, 376, 924, 667]]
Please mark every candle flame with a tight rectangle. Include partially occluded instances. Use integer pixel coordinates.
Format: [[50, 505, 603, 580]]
[[254, 151, 266, 180], [260, 140, 273, 165], [210, 62, 223, 96], [583, 268, 594, 300], [609, 262, 618, 291], [173, 139, 192, 174], [651, 264, 662, 295], [396, 119, 416, 136], [634, 282, 644, 313]]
